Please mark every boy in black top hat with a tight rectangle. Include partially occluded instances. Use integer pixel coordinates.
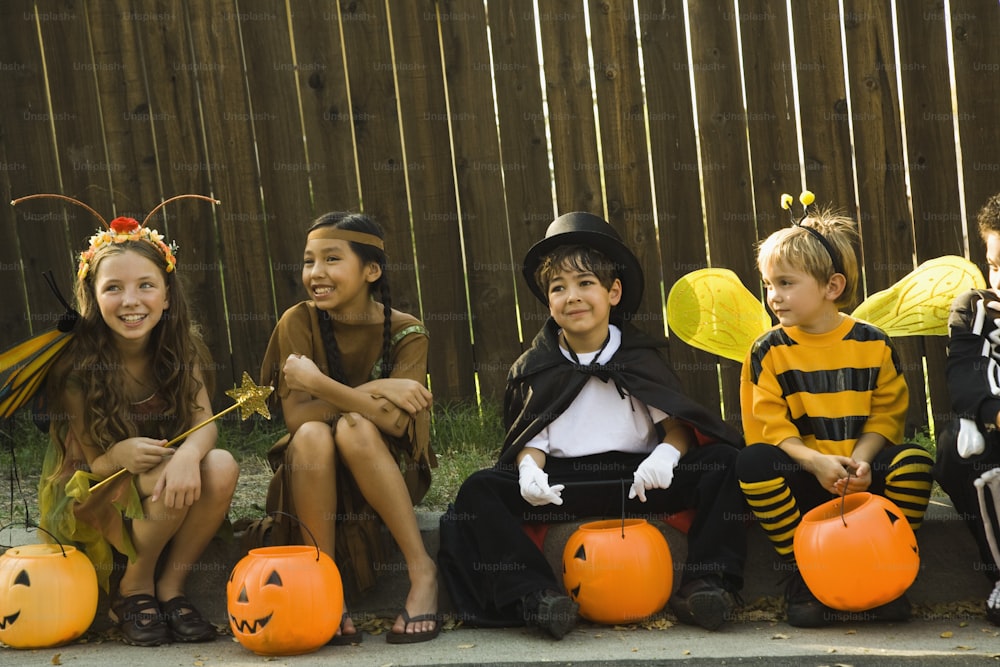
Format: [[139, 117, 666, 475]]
[[437, 212, 747, 638]]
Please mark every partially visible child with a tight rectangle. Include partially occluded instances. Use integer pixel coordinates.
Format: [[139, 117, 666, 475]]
[[439, 212, 747, 639], [737, 203, 934, 628], [934, 192, 1000, 624], [259, 212, 438, 644], [40, 202, 239, 646]]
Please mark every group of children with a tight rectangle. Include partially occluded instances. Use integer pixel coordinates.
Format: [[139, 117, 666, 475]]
[[23, 190, 1000, 646]]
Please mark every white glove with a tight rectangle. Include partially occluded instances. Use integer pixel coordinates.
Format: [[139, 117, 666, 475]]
[[629, 443, 682, 502], [518, 456, 564, 506], [958, 417, 986, 459]]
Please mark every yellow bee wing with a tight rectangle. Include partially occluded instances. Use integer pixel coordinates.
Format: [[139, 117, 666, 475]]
[[0, 328, 74, 418], [667, 268, 771, 361], [852, 255, 986, 336]]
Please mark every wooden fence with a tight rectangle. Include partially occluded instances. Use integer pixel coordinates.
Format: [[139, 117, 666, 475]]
[[1, 0, 997, 435]]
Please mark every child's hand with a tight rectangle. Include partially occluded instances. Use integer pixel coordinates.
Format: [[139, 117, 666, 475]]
[[629, 443, 682, 502], [372, 379, 433, 415], [811, 454, 856, 495], [113, 437, 172, 474], [517, 456, 564, 506], [151, 448, 203, 507], [283, 353, 321, 393], [833, 460, 871, 494]]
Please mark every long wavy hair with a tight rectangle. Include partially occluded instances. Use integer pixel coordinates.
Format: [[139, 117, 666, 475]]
[[308, 212, 394, 381], [49, 239, 212, 450]]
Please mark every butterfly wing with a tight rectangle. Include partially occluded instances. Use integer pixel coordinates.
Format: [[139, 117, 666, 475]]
[[852, 256, 986, 336], [0, 329, 74, 418], [667, 268, 771, 361]]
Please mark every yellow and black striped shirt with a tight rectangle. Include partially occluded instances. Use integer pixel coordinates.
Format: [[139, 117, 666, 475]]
[[740, 316, 907, 456]]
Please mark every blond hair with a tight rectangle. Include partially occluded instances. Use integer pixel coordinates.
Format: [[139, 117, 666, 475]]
[[756, 207, 860, 309]]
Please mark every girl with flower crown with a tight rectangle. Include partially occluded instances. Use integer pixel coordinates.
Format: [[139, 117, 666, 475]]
[[37, 199, 239, 646], [258, 211, 439, 644]]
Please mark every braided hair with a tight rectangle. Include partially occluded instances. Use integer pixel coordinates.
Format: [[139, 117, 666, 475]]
[[308, 212, 394, 381]]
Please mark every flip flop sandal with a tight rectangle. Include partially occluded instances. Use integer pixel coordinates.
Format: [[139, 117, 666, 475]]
[[385, 609, 441, 644]]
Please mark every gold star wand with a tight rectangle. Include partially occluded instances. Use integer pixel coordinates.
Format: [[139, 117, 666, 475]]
[[88, 372, 273, 493]]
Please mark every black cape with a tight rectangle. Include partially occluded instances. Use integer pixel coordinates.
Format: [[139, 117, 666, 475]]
[[498, 318, 744, 467]]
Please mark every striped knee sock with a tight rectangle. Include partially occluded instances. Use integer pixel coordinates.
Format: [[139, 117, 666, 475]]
[[740, 477, 801, 558], [882, 447, 935, 530]]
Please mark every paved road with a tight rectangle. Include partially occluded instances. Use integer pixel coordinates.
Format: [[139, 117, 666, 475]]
[[2, 615, 998, 667]]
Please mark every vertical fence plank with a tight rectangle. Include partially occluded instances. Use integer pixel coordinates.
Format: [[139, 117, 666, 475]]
[[387, 1, 475, 402], [237, 1, 314, 314], [488, 0, 554, 341], [339, 1, 420, 320], [88, 0, 160, 213], [843, 1, 927, 433], [952, 0, 1000, 262], [35, 4, 114, 247], [289, 2, 361, 216], [739, 0, 798, 241], [896, 1, 967, 435], [538, 1, 603, 215], [588, 0, 661, 327], [187, 1, 273, 387], [687, 0, 757, 424], [639, 0, 722, 421], [438, 1, 523, 400], [0, 1, 70, 348], [790, 1, 855, 219], [136, 0, 231, 404]]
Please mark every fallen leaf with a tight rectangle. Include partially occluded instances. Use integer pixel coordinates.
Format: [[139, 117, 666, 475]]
[[50, 655, 61, 666], [772, 633, 790, 640], [940, 631, 954, 638], [845, 629, 857, 635], [457, 643, 476, 649], [682, 650, 691, 655], [954, 645, 974, 650]]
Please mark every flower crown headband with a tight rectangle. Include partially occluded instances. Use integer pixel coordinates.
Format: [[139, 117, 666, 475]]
[[780, 190, 845, 276], [11, 193, 219, 280]]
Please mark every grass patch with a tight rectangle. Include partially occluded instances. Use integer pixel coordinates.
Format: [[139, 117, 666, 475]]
[[0, 400, 503, 527]]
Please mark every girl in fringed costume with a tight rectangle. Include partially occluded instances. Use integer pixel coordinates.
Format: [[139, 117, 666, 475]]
[[258, 212, 438, 644]]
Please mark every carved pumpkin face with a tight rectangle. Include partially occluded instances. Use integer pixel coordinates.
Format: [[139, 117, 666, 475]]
[[562, 519, 673, 624], [794, 492, 919, 611], [0, 543, 98, 649], [227, 545, 343, 656]]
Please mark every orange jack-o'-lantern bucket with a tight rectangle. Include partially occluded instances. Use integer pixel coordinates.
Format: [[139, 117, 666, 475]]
[[794, 492, 919, 611], [562, 518, 672, 624]]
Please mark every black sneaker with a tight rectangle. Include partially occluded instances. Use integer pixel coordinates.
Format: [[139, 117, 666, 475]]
[[785, 569, 833, 628], [862, 593, 911, 622], [521, 589, 579, 640], [669, 576, 735, 631]]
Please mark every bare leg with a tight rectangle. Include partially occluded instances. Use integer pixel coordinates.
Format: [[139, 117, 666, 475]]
[[121, 467, 188, 598], [155, 449, 239, 600], [336, 414, 438, 636], [285, 421, 355, 636]]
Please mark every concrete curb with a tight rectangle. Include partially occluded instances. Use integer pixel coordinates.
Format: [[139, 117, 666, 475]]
[[0, 497, 990, 630]]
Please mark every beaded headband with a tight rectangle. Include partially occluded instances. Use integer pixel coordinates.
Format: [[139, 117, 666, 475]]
[[11, 193, 219, 280], [307, 226, 385, 250], [780, 190, 845, 276]]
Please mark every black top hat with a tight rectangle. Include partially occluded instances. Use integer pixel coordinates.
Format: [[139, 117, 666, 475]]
[[522, 211, 644, 317]]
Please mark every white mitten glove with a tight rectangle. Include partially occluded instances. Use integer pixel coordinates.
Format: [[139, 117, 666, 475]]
[[629, 443, 682, 502], [958, 417, 986, 459], [518, 455, 564, 506]]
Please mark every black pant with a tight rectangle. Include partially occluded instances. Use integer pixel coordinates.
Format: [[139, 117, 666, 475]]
[[437, 444, 747, 626], [934, 423, 1000, 580]]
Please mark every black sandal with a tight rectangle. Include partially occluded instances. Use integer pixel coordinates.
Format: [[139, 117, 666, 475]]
[[110, 593, 171, 646], [161, 595, 217, 642]]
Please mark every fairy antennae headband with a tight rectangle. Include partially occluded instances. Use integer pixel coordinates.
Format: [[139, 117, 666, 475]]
[[11, 193, 220, 280], [780, 190, 845, 276]]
